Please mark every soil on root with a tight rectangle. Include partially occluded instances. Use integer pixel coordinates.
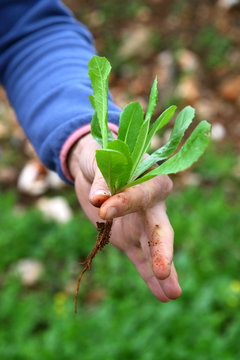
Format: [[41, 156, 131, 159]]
[[75, 219, 113, 314]]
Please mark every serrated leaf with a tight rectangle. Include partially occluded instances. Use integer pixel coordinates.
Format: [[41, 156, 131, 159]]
[[145, 77, 158, 123], [96, 147, 132, 194], [133, 106, 194, 179], [118, 102, 144, 153], [126, 120, 211, 188], [88, 56, 111, 148]]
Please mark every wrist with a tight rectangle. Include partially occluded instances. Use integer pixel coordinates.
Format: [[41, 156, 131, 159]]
[[68, 133, 95, 180], [65, 124, 119, 182]]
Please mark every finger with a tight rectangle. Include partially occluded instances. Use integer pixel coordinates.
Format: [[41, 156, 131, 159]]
[[74, 171, 103, 226], [99, 175, 172, 220], [126, 245, 170, 302], [145, 204, 174, 280], [159, 263, 182, 299], [140, 230, 181, 300], [89, 167, 111, 207]]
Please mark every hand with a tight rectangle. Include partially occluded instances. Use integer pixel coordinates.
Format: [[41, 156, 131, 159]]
[[68, 133, 182, 302]]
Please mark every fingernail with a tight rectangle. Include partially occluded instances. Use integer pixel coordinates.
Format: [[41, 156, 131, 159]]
[[104, 207, 118, 219], [93, 190, 111, 197]]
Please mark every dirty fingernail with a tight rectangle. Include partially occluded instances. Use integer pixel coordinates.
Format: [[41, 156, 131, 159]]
[[91, 194, 110, 208], [93, 190, 111, 197], [104, 207, 118, 219]]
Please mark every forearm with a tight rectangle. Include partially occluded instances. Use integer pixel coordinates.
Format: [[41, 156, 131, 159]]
[[0, 0, 120, 183]]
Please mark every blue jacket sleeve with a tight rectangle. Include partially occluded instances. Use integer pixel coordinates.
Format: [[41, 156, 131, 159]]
[[0, 0, 121, 184]]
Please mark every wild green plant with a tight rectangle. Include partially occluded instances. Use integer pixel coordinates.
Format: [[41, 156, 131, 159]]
[[89, 55, 211, 195]]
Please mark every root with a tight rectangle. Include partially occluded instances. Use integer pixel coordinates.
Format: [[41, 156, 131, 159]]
[[75, 219, 113, 314]]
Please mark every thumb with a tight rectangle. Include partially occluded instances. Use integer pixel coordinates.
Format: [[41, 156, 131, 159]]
[[89, 167, 111, 208]]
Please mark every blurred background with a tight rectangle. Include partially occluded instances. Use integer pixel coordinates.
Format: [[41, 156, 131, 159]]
[[1, 0, 240, 359]]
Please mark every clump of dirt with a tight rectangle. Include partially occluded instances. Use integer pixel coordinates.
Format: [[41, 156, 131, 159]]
[[75, 219, 113, 314]]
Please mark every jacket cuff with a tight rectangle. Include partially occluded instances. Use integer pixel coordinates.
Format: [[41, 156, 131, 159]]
[[60, 122, 119, 183]]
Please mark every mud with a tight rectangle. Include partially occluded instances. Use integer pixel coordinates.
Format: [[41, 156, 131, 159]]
[[149, 224, 171, 279]]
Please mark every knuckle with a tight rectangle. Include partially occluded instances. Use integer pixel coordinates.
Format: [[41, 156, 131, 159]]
[[152, 175, 173, 200]]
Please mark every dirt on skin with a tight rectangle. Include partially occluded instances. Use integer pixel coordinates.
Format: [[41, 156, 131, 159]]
[[75, 219, 113, 314], [149, 224, 171, 280]]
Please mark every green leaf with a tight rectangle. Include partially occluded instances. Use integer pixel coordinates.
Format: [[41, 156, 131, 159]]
[[107, 128, 115, 143], [145, 77, 158, 123], [118, 102, 144, 153], [170, 106, 195, 139], [133, 106, 194, 179], [91, 112, 102, 147], [96, 146, 132, 194], [88, 56, 111, 148], [91, 112, 115, 147], [126, 120, 211, 188], [89, 94, 95, 110], [130, 119, 150, 179], [144, 105, 177, 155], [107, 139, 132, 161]]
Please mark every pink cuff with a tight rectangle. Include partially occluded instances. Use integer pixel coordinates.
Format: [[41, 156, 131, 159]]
[[60, 122, 119, 183]]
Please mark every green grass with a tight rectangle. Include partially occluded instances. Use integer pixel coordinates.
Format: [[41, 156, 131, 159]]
[[0, 145, 240, 359]]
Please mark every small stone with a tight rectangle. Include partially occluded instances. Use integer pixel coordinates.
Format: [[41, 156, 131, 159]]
[[181, 172, 202, 187], [36, 197, 73, 224], [194, 99, 215, 120], [211, 123, 226, 141], [17, 161, 48, 195], [15, 259, 44, 287], [118, 26, 153, 60], [219, 76, 240, 102], [86, 10, 104, 27], [218, 0, 239, 9], [156, 51, 175, 89], [47, 171, 65, 190], [177, 49, 200, 73], [17, 161, 65, 195], [154, 51, 175, 103], [176, 76, 200, 102]]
